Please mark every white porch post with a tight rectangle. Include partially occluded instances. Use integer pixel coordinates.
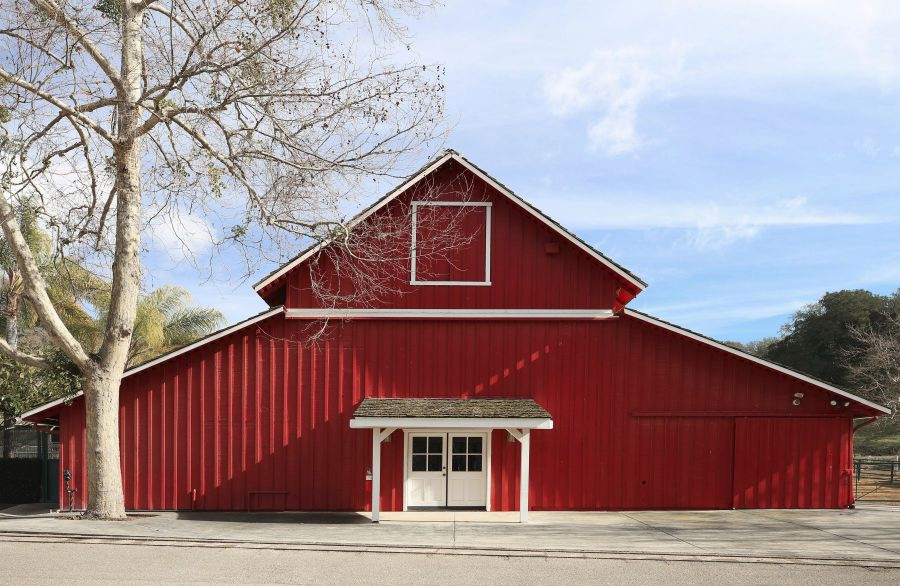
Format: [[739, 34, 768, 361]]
[[370, 427, 396, 523], [519, 429, 531, 524], [372, 428, 382, 522]]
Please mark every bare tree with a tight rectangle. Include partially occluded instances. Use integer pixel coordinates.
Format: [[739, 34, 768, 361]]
[[845, 315, 900, 423], [0, 0, 445, 518]]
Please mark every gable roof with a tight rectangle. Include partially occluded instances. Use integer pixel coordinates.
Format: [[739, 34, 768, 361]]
[[20, 306, 285, 422], [253, 149, 647, 295], [623, 307, 891, 415]]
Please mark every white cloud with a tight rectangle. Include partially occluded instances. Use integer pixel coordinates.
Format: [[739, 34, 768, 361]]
[[544, 47, 684, 155], [149, 211, 217, 264], [534, 192, 876, 250]]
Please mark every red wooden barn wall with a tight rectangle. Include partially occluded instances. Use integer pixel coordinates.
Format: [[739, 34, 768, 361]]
[[733, 418, 852, 508], [57, 312, 858, 512]]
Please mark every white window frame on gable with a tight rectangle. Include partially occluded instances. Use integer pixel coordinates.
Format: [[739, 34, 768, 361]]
[[410, 201, 492, 286]]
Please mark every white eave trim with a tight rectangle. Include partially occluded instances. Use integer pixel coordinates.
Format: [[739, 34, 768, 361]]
[[19, 395, 74, 420], [623, 308, 891, 415], [286, 308, 617, 320], [451, 153, 645, 291], [21, 306, 285, 421], [254, 152, 456, 292], [350, 417, 554, 430], [253, 151, 646, 293]]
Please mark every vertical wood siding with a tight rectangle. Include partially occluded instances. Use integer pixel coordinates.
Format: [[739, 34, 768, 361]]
[[733, 418, 852, 508], [56, 312, 858, 511]]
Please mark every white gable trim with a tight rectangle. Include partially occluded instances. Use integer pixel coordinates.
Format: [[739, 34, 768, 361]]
[[253, 152, 456, 292], [451, 153, 646, 291], [20, 306, 285, 421], [623, 308, 891, 415], [253, 150, 646, 293]]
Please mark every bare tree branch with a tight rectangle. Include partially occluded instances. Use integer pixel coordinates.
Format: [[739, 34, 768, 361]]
[[0, 68, 115, 142], [0, 336, 50, 368], [27, 0, 124, 93], [0, 192, 92, 371]]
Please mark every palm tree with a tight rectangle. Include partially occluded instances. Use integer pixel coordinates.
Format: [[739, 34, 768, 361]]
[[0, 202, 107, 352], [112, 286, 225, 368]]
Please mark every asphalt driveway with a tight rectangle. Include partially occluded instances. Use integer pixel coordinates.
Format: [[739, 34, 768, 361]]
[[1, 504, 899, 567]]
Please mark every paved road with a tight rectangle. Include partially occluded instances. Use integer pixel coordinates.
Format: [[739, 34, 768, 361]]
[[2, 540, 900, 585]]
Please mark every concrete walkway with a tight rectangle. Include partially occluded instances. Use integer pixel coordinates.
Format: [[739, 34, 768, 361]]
[[1, 504, 899, 567]]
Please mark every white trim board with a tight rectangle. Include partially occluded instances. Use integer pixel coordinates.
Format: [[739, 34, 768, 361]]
[[286, 308, 617, 320], [410, 200, 491, 286], [253, 152, 456, 292], [623, 308, 891, 415], [350, 417, 554, 429], [253, 150, 646, 293], [20, 306, 285, 421]]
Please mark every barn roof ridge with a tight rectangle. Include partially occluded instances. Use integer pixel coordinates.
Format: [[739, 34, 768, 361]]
[[623, 307, 890, 415], [252, 149, 648, 295]]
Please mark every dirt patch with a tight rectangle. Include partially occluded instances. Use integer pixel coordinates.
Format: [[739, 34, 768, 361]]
[[857, 480, 900, 505]]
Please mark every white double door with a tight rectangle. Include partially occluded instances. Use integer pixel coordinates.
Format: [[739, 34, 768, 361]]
[[406, 432, 487, 508]]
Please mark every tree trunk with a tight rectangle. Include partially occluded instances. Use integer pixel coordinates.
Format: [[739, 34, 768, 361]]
[[6, 312, 17, 350], [83, 370, 126, 518], [83, 0, 145, 519]]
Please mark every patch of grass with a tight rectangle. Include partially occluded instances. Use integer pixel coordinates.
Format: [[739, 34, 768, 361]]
[[855, 423, 900, 458]]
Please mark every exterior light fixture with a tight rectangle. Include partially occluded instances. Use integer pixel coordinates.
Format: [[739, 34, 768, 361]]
[[792, 399, 801, 406], [793, 392, 805, 399], [830, 400, 838, 406]]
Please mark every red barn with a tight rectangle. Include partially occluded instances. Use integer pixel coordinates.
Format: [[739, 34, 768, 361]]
[[23, 150, 889, 521]]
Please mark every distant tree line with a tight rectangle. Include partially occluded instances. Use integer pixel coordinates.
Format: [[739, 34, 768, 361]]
[[728, 289, 899, 443]]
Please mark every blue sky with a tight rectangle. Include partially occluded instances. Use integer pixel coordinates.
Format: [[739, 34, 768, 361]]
[[146, 0, 900, 343]]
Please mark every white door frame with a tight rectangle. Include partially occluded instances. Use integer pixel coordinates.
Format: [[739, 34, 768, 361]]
[[402, 429, 493, 511]]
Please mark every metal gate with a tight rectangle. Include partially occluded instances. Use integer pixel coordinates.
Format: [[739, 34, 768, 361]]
[[0, 427, 59, 504], [854, 459, 899, 503]]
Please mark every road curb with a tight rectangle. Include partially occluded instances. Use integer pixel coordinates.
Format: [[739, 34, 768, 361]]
[[1, 529, 899, 568]]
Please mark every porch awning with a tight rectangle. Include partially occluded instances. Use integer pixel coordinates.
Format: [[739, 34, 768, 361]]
[[349, 398, 553, 429]]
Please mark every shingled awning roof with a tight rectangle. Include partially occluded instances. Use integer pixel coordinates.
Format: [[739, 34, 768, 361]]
[[349, 398, 553, 430]]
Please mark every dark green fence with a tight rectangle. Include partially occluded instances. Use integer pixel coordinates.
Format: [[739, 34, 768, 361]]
[[0, 428, 59, 504]]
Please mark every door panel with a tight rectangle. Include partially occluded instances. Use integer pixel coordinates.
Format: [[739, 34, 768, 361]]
[[406, 434, 446, 507], [447, 433, 487, 507]]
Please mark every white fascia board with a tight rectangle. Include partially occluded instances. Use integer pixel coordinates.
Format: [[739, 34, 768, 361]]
[[449, 154, 646, 291], [21, 306, 285, 421], [253, 152, 456, 292], [20, 395, 77, 420], [286, 308, 617, 320], [123, 306, 284, 377], [350, 417, 554, 430], [623, 308, 891, 415], [253, 150, 646, 293]]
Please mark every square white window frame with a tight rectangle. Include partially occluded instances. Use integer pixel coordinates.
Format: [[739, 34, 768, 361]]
[[410, 201, 492, 286]]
